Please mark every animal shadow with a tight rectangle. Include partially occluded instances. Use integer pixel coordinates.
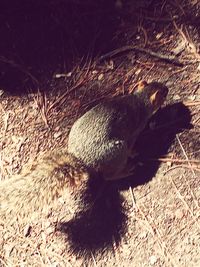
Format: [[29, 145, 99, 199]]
[[115, 102, 192, 189], [57, 102, 192, 257], [57, 176, 128, 258]]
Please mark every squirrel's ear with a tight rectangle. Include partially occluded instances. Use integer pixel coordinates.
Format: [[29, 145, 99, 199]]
[[150, 90, 160, 105], [137, 80, 148, 92]]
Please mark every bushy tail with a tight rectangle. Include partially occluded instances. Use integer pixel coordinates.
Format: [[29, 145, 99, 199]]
[[0, 151, 89, 221]]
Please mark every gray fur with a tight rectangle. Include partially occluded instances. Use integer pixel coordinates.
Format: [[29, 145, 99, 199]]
[[68, 94, 152, 180]]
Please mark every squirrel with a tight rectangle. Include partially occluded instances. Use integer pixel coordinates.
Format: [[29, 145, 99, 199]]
[[0, 81, 168, 219]]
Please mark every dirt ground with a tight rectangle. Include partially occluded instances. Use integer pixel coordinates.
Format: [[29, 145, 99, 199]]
[[0, 0, 200, 266]]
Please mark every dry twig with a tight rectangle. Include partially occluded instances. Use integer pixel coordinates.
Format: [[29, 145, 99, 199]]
[[170, 176, 200, 229], [176, 135, 200, 209], [172, 19, 200, 59], [98, 46, 183, 66], [183, 101, 200, 107], [131, 201, 179, 266], [164, 164, 200, 174], [47, 60, 94, 113], [33, 89, 49, 127], [149, 157, 200, 165], [176, 135, 197, 177]]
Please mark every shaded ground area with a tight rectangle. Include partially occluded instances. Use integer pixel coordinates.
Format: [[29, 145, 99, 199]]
[[0, 0, 119, 94], [0, 0, 200, 266]]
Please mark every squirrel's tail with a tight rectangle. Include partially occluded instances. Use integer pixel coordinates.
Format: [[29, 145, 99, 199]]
[[0, 151, 90, 220]]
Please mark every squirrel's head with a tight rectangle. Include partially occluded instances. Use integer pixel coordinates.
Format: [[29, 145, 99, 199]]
[[135, 81, 169, 114]]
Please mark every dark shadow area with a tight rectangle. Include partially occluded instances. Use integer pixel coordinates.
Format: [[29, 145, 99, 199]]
[[58, 177, 128, 257], [0, 0, 120, 94], [57, 102, 192, 257], [115, 102, 192, 189]]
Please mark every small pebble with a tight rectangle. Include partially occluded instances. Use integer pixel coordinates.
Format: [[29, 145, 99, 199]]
[[98, 73, 104, 81], [23, 224, 32, 237], [188, 95, 196, 101], [156, 32, 163, 39], [149, 255, 158, 265], [175, 209, 185, 219], [54, 131, 62, 139], [173, 94, 181, 101], [135, 69, 141, 75], [138, 231, 148, 239]]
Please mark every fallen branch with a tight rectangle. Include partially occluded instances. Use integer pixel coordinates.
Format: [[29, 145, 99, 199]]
[[98, 45, 183, 66]]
